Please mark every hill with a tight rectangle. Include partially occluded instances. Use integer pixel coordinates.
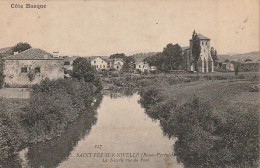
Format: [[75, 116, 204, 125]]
[[218, 51, 260, 62], [128, 52, 158, 61]]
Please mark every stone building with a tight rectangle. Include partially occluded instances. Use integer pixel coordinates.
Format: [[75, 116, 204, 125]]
[[3, 48, 64, 87], [183, 34, 214, 72]]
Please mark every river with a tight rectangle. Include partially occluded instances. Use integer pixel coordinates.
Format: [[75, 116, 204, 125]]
[[17, 93, 182, 168]]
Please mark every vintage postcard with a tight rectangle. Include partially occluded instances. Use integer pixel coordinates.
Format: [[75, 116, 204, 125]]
[[0, 0, 259, 168]]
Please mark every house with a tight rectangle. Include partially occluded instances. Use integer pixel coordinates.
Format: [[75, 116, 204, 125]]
[[183, 34, 214, 73], [113, 58, 124, 71], [135, 60, 150, 72], [240, 61, 260, 72], [89, 56, 109, 70], [3, 48, 64, 87], [63, 56, 78, 71], [221, 62, 234, 71]]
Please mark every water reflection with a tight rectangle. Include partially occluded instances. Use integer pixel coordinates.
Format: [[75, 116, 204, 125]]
[[23, 95, 103, 168], [109, 88, 136, 99]]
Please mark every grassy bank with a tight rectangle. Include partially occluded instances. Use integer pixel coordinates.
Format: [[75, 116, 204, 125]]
[[0, 78, 100, 165], [139, 78, 259, 167]]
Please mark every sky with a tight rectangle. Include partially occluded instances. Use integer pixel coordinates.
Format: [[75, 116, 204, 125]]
[[0, 0, 259, 56]]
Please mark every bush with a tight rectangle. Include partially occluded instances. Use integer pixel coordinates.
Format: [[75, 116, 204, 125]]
[[21, 78, 96, 142], [0, 58, 5, 88], [0, 102, 24, 162], [140, 92, 259, 168]]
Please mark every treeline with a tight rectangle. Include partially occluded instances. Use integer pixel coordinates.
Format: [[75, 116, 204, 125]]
[[139, 83, 259, 168], [0, 57, 102, 165]]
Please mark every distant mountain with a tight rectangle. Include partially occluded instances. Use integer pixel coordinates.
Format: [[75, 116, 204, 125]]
[[218, 51, 260, 62]]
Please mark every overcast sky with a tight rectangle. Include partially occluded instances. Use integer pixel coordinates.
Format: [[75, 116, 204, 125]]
[[0, 0, 259, 56]]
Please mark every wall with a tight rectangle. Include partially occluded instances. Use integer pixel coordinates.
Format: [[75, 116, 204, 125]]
[[91, 57, 108, 70], [136, 62, 150, 72], [4, 59, 64, 87]]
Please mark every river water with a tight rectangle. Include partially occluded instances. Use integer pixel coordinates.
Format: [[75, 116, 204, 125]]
[[18, 93, 182, 168]]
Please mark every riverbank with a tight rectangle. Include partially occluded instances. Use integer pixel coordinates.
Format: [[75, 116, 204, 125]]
[[0, 78, 101, 166], [138, 77, 259, 167]]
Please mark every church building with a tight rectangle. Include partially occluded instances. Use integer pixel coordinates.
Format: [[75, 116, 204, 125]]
[[183, 34, 214, 73]]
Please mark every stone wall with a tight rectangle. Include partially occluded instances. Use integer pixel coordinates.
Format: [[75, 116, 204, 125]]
[[3, 59, 64, 87]]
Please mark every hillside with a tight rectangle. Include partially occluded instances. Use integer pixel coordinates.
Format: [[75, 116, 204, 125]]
[[218, 51, 260, 62], [128, 52, 158, 61]]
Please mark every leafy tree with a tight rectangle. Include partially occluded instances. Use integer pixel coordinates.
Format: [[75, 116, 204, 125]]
[[0, 59, 4, 87], [109, 53, 126, 60], [122, 56, 135, 72], [71, 57, 102, 92], [145, 52, 165, 71], [245, 59, 252, 62], [191, 30, 201, 71], [210, 47, 218, 61], [162, 43, 183, 70], [12, 42, 32, 53]]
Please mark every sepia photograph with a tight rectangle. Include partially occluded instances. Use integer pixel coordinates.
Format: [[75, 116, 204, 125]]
[[0, 0, 259, 167]]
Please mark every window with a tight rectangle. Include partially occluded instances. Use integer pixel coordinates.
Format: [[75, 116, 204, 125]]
[[21, 67, 27, 73], [94, 61, 96, 63], [102, 61, 103, 63], [202, 42, 204, 45], [206, 42, 208, 45], [139, 65, 141, 68], [35, 67, 41, 73], [103, 65, 105, 68], [204, 49, 205, 52]]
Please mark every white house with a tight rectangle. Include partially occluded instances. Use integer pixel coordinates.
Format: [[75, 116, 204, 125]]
[[135, 60, 151, 72], [90, 57, 109, 70], [113, 58, 124, 71]]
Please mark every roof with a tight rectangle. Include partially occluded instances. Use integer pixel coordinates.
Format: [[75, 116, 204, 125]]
[[197, 34, 210, 40], [88, 56, 109, 61], [4, 48, 63, 60]]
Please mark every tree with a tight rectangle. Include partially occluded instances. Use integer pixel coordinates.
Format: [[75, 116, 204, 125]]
[[109, 53, 126, 60], [12, 42, 32, 53], [162, 43, 183, 70], [0, 59, 4, 88], [210, 47, 218, 61], [144, 52, 165, 70], [224, 59, 230, 63], [191, 30, 201, 71], [71, 57, 102, 91], [245, 59, 252, 62], [122, 56, 135, 72]]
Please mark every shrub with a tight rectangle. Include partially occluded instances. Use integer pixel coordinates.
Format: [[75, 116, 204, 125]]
[[0, 58, 5, 88], [0, 102, 24, 162], [21, 78, 96, 142]]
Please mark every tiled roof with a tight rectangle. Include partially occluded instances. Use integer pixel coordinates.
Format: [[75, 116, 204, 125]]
[[88, 56, 109, 61], [198, 34, 210, 40], [4, 48, 63, 60]]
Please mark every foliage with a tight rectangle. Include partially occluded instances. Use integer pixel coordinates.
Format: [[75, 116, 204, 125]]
[[139, 85, 259, 168], [122, 56, 135, 72], [191, 30, 201, 71], [210, 47, 218, 61], [225, 59, 230, 63], [0, 58, 5, 87], [0, 101, 24, 162], [109, 53, 126, 60], [71, 57, 102, 92], [12, 42, 32, 53], [245, 58, 252, 62], [21, 78, 96, 142], [162, 43, 183, 70], [234, 65, 240, 76]]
